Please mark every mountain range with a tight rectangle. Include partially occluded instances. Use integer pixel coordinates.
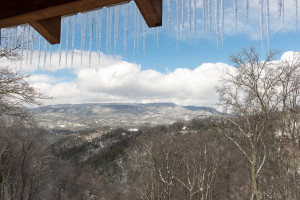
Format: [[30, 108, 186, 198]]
[[32, 103, 220, 131]]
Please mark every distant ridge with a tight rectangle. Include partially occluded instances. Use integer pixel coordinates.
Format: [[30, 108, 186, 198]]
[[33, 103, 220, 130]]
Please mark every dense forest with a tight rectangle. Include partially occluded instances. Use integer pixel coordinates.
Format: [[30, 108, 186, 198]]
[[1, 47, 300, 199]]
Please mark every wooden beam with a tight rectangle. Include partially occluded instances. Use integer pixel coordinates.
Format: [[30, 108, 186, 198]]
[[0, 0, 130, 28], [134, 0, 162, 27], [30, 17, 61, 44]]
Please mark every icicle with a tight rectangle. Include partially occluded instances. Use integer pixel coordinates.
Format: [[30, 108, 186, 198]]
[[181, 0, 185, 38], [245, 0, 249, 24], [203, 0, 206, 39], [98, 10, 102, 65], [193, 0, 196, 42], [65, 16, 71, 67], [259, 0, 264, 50], [38, 34, 42, 68], [233, 0, 237, 29], [10, 28, 14, 60], [20, 26, 25, 67], [137, 8, 140, 55], [266, 0, 269, 54], [114, 6, 120, 57], [106, 8, 110, 55], [221, 0, 224, 50], [89, 12, 94, 68], [215, 0, 219, 51], [277, 0, 282, 21], [294, 0, 298, 31], [26, 26, 30, 64], [124, 4, 129, 54], [43, 39, 47, 68], [208, 0, 212, 38], [71, 15, 77, 67], [109, 8, 113, 55], [177, 0, 180, 51], [282, 0, 285, 23], [143, 20, 146, 56], [167, 0, 172, 33], [134, 6, 137, 58], [30, 29, 35, 65], [50, 44, 52, 66], [81, 13, 87, 65], [59, 17, 64, 67], [188, 0, 192, 45]]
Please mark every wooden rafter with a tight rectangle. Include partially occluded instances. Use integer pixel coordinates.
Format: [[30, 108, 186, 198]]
[[0, 0, 162, 44]]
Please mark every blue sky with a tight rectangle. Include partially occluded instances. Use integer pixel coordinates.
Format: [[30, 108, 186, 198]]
[[3, 0, 300, 107]]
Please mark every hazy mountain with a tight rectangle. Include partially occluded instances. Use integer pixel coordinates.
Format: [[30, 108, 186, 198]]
[[33, 103, 220, 130]]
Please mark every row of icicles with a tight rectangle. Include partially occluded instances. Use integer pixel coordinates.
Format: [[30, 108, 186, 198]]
[[0, 0, 298, 68]]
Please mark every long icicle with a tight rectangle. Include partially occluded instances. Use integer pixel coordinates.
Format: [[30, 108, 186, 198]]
[[30, 29, 34, 65], [114, 6, 120, 58], [59, 17, 64, 67], [233, 0, 237, 29], [89, 12, 94, 68], [245, 0, 249, 24], [208, 0, 212, 38], [177, 0, 180, 51], [106, 8, 110, 55], [181, 0, 185, 38], [167, 0, 172, 33], [65, 16, 71, 67], [137, 8, 140, 55], [50, 44, 52, 66], [26, 26, 30, 64], [188, 0, 192, 45], [43, 39, 48, 68], [98, 9, 102, 65], [71, 15, 77, 67], [215, 0, 219, 51], [20, 26, 25, 67], [277, 0, 282, 21], [81, 13, 87, 65], [203, 0, 206, 39], [259, 0, 264, 50], [124, 4, 129, 54], [294, 0, 298, 31], [221, 0, 224, 50], [193, 0, 196, 42], [266, 0, 269, 54], [134, 6, 137, 58], [282, 0, 285, 23], [143, 20, 146, 56], [109, 7, 113, 55], [38, 34, 42, 68]]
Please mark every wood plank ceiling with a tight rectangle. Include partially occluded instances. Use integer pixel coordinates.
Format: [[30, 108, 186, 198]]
[[0, 0, 162, 44]]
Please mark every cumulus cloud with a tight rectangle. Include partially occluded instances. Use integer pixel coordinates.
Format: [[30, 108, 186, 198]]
[[4, 50, 299, 107]]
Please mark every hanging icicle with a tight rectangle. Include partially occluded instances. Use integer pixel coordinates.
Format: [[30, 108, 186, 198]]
[[109, 8, 113, 55], [233, 0, 237, 29], [59, 17, 64, 67], [177, 0, 180, 51], [43, 39, 48, 68], [203, 0, 206, 39], [277, 0, 282, 21], [193, 0, 196, 42], [259, 0, 264, 50], [143, 20, 146, 56], [38, 34, 42, 68], [71, 15, 77, 67], [106, 8, 110, 56], [50, 44, 52, 67], [167, 0, 172, 33], [26, 26, 30, 64], [266, 0, 270, 54], [181, 0, 185, 38], [20, 26, 25, 67], [114, 6, 120, 58], [294, 0, 298, 31], [221, 0, 224, 50], [137, 8, 140, 55], [215, 0, 219, 51], [65, 16, 71, 67], [208, 0, 212, 38], [89, 12, 94, 68], [124, 4, 129, 54], [81, 13, 87, 65], [98, 10, 102, 65], [30, 29, 34, 65], [245, 0, 249, 24], [282, 0, 285, 23], [134, 6, 137, 58], [188, 0, 192, 45]]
